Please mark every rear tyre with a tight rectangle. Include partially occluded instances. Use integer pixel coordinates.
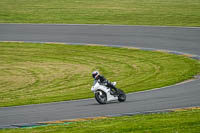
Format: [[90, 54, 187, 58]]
[[118, 89, 126, 102], [95, 90, 107, 104]]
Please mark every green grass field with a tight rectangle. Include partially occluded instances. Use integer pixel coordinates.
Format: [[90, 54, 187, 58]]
[[1, 109, 200, 133], [0, 42, 199, 107], [0, 1, 200, 132], [0, 0, 200, 26]]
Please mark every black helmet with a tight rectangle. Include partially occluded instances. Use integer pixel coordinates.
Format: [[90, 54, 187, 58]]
[[92, 71, 99, 79]]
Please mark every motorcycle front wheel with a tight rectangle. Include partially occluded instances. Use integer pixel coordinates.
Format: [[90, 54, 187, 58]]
[[95, 90, 107, 104]]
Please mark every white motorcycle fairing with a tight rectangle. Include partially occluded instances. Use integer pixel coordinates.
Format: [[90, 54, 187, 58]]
[[91, 81, 118, 102]]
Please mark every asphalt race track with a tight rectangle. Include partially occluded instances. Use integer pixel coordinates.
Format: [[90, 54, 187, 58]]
[[0, 24, 200, 128]]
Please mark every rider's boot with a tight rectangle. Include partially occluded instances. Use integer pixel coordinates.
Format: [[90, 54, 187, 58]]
[[107, 82, 119, 95], [110, 88, 119, 96]]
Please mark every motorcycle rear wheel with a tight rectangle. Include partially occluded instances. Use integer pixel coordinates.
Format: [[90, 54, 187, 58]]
[[118, 89, 126, 102]]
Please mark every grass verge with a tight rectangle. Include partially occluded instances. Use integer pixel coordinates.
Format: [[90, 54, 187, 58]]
[[0, 0, 200, 26], [1, 109, 200, 133], [0, 42, 200, 107]]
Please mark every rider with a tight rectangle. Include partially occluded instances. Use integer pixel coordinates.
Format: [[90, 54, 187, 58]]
[[92, 71, 118, 94]]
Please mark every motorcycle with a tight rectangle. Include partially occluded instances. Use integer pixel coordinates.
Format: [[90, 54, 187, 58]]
[[91, 81, 126, 104]]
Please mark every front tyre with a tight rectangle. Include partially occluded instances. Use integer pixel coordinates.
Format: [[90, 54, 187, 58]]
[[118, 89, 126, 102], [95, 90, 107, 104]]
